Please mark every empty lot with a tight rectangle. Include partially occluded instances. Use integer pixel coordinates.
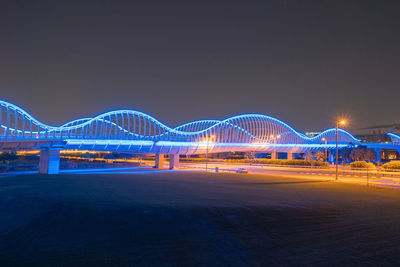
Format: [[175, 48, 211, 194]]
[[1, 171, 400, 266]]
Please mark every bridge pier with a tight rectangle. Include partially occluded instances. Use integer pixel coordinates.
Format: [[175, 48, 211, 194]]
[[39, 149, 60, 174], [287, 152, 294, 160], [270, 152, 278, 160], [329, 153, 334, 163], [375, 149, 382, 162], [169, 154, 180, 169], [155, 154, 165, 169]]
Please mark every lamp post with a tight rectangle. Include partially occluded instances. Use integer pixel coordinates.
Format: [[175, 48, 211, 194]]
[[276, 135, 280, 157], [335, 120, 346, 180], [321, 137, 327, 162], [270, 134, 280, 159], [206, 134, 214, 171], [270, 135, 274, 159]]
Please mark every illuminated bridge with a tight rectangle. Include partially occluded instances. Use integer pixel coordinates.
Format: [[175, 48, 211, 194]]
[[0, 100, 396, 174]]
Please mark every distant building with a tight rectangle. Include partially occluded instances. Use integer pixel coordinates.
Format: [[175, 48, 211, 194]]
[[304, 132, 321, 137], [355, 133, 392, 143], [355, 123, 400, 143]]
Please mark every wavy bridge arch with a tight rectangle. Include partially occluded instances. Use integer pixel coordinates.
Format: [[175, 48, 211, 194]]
[[0, 100, 360, 153]]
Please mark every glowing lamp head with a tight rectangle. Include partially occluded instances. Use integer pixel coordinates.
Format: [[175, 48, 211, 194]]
[[270, 135, 274, 138], [339, 120, 346, 125], [321, 137, 326, 141]]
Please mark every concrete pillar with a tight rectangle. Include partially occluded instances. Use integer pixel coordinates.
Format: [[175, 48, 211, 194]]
[[169, 154, 180, 169], [287, 152, 293, 160], [329, 152, 334, 163], [39, 149, 60, 174], [375, 149, 382, 162], [155, 154, 165, 169], [270, 151, 278, 160]]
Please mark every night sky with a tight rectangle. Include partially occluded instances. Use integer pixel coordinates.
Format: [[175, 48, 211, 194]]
[[0, 0, 399, 133]]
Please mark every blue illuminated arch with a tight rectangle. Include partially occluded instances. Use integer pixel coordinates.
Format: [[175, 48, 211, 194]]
[[388, 133, 400, 144], [0, 99, 360, 153]]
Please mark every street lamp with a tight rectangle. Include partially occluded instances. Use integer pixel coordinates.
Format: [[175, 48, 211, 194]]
[[206, 134, 215, 171], [321, 137, 327, 162], [270, 134, 280, 159], [335, 120, 346, 180]]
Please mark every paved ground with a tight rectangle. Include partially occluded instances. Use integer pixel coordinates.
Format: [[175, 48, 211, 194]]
[[1, 171, 400, 266], [183, 162, 400, 188]]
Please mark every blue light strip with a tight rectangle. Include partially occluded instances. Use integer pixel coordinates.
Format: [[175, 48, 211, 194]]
[[66, 139, 154, 146], [65, 140, 352, 149]]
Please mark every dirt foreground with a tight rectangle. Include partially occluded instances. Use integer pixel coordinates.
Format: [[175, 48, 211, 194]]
[[1, 171, 400, 266]]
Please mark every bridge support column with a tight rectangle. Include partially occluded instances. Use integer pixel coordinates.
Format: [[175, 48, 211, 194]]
[[375, 149, 382, 162], [155, 154, 165, 169], [287, 152, 293, 160], [169, 154, 180, 169], [39, 149, 60, 174], [329, 152, 334, 163], [270, 152, 277, 160]]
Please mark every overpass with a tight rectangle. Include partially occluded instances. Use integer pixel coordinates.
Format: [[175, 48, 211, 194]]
[[0, 100, 398, 174]]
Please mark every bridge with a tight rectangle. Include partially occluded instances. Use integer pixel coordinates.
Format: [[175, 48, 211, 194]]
[[0, 100, 398, 174]]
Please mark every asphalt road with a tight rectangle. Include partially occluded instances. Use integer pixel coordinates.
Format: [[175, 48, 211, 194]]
[[183, 162, 400, 188]]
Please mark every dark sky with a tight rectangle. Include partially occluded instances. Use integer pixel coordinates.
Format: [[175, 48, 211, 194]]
[[0, 0, 399, 133]]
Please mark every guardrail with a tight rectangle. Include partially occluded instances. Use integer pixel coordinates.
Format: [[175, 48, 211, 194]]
[[197, 160, 400, 174]]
